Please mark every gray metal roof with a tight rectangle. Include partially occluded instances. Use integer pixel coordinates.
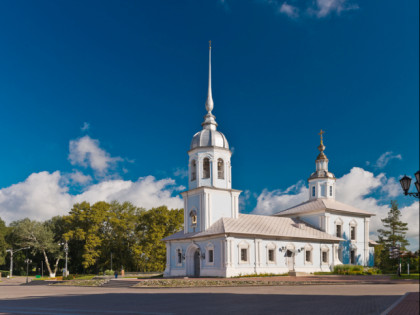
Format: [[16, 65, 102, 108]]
[[163, 214, 342, 242], [274, 198, 373, 217], [190, 129, 229, 150]]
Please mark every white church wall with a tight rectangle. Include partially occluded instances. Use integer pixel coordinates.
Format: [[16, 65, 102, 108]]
[[210, 191, 232, 225], [299, 213, 323, 230], [328, 213, 367, 265]]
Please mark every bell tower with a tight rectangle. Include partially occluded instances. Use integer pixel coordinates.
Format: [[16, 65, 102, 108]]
[[308, 130, 336, 200], [181, 42, 241, 234]]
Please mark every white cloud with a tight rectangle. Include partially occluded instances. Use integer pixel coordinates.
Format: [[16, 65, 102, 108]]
[[69, 136, 123, 176], [310, 0, 359, 18], [262, 0, 358, 19], [252, 167, 419, 251], [173, 167, 188, 179], [0, 173, 183, 224], [253, 180, 308, 215], [374, 151, 402, 169], [81, 122, 90, 132], [0, 171, 72, 223], [279, 2, 299, 18], [68, 170, 92, 185]]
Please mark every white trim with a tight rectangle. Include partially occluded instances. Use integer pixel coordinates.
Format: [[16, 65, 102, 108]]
[[304, 243, 313, 265], [238, 241, 250, 264], [206, 242, 215, 266], [266, 242, 276, 264]]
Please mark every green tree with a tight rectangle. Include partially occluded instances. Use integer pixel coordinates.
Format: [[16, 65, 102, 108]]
[[64, 201, 108, 271], [9, 218, 61, 277], [135, 206, 183, 272], [0, 217, 8, 266], [377, 200, 409, 272]]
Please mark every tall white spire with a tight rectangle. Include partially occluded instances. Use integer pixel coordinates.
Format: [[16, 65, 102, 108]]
[[202, 41, 217, 130], [205, 40, 214, 113]]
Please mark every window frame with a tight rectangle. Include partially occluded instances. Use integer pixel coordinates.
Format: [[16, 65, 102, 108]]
[[176, 248, 183, 266], [312, 186, 316, 197], [206, 242, 215, 265], [217, 158, 224, 179], [203, 158, 210, 179], [238, 241, 250, 264], [304, 244, 313, 265], [329, 186, 333, 196], [191, 160, 196, 181], [349, 220, 357, 241], [321, 246, 329, 265]]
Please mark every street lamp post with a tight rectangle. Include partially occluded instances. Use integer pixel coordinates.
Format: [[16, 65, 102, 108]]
[[5, 247, 30, 278], [399, 171, 420, 199], [25, 258, 32, 284]]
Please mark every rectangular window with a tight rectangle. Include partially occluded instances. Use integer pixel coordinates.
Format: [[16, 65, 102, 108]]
[[336, 225, 342, 237], [312, 186, 315, 196], [305, 250, 311, 263], [177, 251, 182, 264], [351, 226, 356, 240], [268, 249, 274, 262], [350, 250, 355, 264], [322, 251, 328, 263], [241, 248, 248, 262], [208, 249, 214, 263], [330, 186, 333, 196]]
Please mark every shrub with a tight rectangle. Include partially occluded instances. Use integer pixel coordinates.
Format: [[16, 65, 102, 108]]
[[333, 265, 364, 275], [0, 270, 10, 277], [104, 270, 115, 276], [63, 275, 75, 280]]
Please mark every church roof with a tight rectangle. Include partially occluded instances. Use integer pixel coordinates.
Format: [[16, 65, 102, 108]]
[[274, 198, 374, 217], [163, 214, 342, 242]]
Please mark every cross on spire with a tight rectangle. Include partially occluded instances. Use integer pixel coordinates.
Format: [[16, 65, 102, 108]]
[[318, 129, 325, 145]]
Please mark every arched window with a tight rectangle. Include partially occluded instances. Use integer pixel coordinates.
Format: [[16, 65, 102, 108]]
[[189, 210, 197, 226], [191, 160, 196, 181], [203, 158, 210, 178], [217, 158, 224, 179]]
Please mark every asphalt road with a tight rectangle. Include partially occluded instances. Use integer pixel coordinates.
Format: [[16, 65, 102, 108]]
[[0, 283, 418, 315]]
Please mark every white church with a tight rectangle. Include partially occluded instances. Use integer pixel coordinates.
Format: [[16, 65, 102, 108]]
[[163, 45, 376, 277]]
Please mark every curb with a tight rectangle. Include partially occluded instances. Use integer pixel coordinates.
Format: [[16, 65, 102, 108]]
[[380, 292, 409, 315]]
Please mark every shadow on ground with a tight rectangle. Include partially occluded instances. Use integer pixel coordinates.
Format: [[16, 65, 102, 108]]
[[0, 292, 402, 315]]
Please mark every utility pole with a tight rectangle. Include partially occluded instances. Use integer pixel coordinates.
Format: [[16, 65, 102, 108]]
[[6, 247, 30, 278]]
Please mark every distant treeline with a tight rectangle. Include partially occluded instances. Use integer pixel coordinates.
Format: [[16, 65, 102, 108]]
[[0, 201, 183, 276]]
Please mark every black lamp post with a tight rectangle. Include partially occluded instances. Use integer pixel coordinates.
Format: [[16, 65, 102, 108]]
[[399, 170, 420, 199]]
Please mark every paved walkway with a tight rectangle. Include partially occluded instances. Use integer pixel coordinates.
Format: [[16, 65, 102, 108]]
[[386, 292, 419, 315], [0, 283, 418, 314]]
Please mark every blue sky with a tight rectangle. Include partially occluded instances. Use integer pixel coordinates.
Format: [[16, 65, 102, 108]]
[[0, 1, 418, 248]]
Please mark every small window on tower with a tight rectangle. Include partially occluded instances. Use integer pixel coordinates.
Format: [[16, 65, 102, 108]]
[[191, 160, 196, 181], [203, 158, 210, 178], [217, 159, 224, 179], [330, 186, 333, 196], [190, 210, 197, 226], [312, 186, 316, 197]]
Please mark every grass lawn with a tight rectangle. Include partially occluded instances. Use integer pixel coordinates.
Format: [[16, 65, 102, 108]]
[[391, 273, 419, 280]]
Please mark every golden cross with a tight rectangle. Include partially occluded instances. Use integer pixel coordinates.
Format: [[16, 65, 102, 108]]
[[318, 129, 325, 143], [209, 40, 211, 49]]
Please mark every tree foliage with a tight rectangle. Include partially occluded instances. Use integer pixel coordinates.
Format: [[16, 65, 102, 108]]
[[0, 217, 8, 265], [377, 200, 410, 272]]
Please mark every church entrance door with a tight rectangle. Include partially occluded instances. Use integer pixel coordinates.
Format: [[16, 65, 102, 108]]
[[194, 250, 200, 277], [286, 250, 294, 271]]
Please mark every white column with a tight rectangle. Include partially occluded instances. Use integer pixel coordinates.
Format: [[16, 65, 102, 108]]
[[364, 217, 370, 266]]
